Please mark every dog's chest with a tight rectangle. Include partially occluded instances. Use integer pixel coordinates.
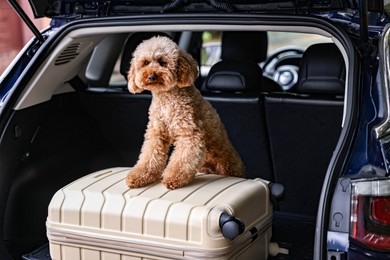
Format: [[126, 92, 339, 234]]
[[155, 99, 176, 122], [149, 94, 196, 133]]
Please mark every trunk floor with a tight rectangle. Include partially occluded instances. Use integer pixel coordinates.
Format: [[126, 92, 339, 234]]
[[269, 211, 316, 260]]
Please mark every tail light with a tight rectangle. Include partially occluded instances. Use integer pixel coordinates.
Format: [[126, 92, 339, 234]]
[[351, 179, 390, 250]]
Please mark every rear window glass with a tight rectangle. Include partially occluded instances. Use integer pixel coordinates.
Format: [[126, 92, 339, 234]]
[[200, 31, 331, 68]]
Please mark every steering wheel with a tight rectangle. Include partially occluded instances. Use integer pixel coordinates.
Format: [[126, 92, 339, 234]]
[[262, 47, 304, 90]]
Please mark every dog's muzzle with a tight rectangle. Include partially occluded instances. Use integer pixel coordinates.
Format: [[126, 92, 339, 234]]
[[148, 74, 157, 81]]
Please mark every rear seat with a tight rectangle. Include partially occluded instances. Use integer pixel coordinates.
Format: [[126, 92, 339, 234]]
[[81, 32, 170, 164], [263, 43, 345, 215], [201, 31, 275, 181], [84, 31, 277, 181]]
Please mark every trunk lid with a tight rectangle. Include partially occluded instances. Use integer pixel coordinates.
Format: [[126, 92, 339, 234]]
[[21, 0, 388, 46], [26, 0, 383, 18]]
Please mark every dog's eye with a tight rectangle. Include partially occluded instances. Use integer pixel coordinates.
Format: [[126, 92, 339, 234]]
[[143, 60, 150, 66], [158, 59, 167, 67]]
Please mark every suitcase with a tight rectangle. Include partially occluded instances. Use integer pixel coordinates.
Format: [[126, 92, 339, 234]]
[[46, 167, 273, 260]]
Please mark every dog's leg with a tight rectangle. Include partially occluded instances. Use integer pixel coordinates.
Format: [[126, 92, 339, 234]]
[[126, 128, 170, 188], [162, 137, 206, 189], [200, 143, 245, 177]]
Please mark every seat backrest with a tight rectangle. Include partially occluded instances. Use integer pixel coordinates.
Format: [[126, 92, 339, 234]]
[[202, 31, 282, 93], [220, 31, 268, 63], [264, 43, 345, 215], [202, 31, 275, 181], [291, 43, 345, 95], [97, 32, 171, 163]]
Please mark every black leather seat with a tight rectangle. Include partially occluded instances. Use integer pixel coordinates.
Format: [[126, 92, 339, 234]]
[[201, 31, 275, 181], [85, 32, 171, 164], [264, 43, 345, 215], [202, 31, 282, 93]]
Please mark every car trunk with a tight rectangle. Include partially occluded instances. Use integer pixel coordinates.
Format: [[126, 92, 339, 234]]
[[2, 89, 321, 259], [0, 2, 358, 258]]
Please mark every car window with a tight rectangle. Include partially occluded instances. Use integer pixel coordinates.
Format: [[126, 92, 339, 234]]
[[385, 0, 390, 16], [201, 31, 222, 65], [200, 31, 332, 79], [109, 30, 332, 87], [267, 32, 331, 54]]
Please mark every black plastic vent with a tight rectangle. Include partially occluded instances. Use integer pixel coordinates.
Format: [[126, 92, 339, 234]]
[[54, 43, 81, 66]]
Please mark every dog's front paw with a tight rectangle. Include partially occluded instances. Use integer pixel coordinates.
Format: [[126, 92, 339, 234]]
[[126, 166, 161, 188], [162, 170, 195, 190]]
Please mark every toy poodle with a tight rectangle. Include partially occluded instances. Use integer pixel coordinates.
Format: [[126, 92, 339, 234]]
[[126, 35, 245, 189]]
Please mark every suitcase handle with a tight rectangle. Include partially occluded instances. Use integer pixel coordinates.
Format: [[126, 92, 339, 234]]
[[219, 213, 245, 240]]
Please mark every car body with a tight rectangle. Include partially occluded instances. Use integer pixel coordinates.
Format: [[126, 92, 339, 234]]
[[1, 0, 390, 259]]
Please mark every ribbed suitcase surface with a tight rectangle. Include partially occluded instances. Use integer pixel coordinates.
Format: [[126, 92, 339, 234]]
[[46, 167, 272, 259]]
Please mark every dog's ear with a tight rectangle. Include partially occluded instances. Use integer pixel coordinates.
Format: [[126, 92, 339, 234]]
[[176, 49, 199, 88], [127, 60, 143, 94]]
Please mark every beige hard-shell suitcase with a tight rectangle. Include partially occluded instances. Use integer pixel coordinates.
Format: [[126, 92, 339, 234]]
[[46, 167, 273, 260]]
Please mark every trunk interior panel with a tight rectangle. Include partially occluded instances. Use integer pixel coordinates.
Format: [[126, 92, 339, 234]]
[[1, 89, 341, 259]]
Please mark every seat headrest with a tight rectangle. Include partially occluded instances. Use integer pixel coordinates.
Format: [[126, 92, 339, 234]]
[[221, 31, 268, 63], [203, 60, 263, 93], [120, 32, 170, 80], [294, 43, 345, 95]]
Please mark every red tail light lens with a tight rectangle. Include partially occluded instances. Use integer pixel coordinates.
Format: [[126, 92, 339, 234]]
[[351, 179, 390, 251], [371, 197, 390, 224]]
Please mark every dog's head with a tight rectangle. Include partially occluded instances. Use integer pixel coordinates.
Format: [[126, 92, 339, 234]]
[[127, 36, 199, 94]]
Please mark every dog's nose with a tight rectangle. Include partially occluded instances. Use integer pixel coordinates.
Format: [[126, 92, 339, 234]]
[[148, 74, 157, 81]]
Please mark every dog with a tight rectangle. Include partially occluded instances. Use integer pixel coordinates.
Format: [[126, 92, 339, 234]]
[[126, 35, 245, 189]]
